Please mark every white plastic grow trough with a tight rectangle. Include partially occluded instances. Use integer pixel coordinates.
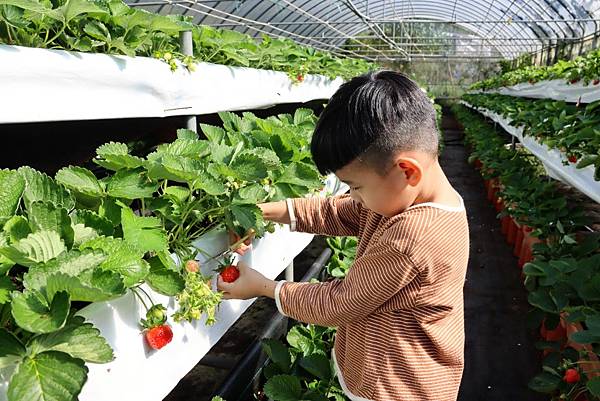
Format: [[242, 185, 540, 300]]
[[0, 176, 348, 401], [471, 79, 600, 104], [0, 44, 343, 124]]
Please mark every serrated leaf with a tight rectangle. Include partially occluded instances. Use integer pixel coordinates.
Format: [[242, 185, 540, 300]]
[[262, 339, 291, 373], [177, 129, 199, 140], [121, 207, 167, 253], [71, 224, 99, 248], [27, 315, 114, 363], [28, 201, 74, 249], [230, 204, 263, 233], [528, 372, 561, 393], [0, 169, 24, 219], [107, 168, 158, 199], [299, 353, 331, 380], [23, 249, 107, 291], [145, 256, 184, 296], [56, 0, 107, 23], [146, 154, 204, 184], [0, 276, 15, 304], [3, 215, 31, 243], [263, 375, 302, 401], [200, 124, 226, 143], [7, 351, 88, 401], [293, 108, 314, 126], [46, 271, 125, 302], [0, 230, 66, 268], [155, 139, 209, 159], [164, 186, 190, 203], [18, 167, 75, 211], [0, 328, 25, 369], [55, 166, 104, 207], [11, 290, 70, 334], [588, 377, 600, 397], [234, 184, 268, 204], [80, 236, 148, 287], [576, 155, 598, 169], [99, 197, 121, 227], [71, 209, 114, 237], [276, 162, 321, 189], [94, 142, 144, 171], [230, 149, 281, 181]]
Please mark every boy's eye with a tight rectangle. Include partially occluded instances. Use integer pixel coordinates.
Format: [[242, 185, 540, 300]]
[[351, 186, 361, 191]]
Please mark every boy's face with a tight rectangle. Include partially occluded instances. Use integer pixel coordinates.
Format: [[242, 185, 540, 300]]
[[335, 154, 423, 217]]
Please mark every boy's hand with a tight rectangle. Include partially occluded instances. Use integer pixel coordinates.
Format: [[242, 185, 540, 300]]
[[217, 261, 276, 300]]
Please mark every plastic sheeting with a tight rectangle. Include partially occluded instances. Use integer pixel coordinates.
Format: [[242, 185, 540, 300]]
[[461, 101, 600, 204], [0, 177, 348, 401], [0, 44, 343, 124], [471, 79, 600, 103]]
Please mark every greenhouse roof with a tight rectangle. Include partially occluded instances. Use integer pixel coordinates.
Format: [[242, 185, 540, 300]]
[[125, 0, 600, 61]]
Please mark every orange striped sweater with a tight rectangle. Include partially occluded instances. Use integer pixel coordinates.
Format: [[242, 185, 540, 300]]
[[274, 194, 469, 401]]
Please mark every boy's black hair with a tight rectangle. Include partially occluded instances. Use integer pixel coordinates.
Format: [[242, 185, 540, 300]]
[[311, 70, 438, 175]]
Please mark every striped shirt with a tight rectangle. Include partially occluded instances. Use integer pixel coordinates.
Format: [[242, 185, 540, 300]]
[[274, 194, 469, 401]]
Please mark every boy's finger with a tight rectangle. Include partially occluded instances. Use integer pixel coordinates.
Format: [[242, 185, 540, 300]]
[[217, 276, 233, 292]]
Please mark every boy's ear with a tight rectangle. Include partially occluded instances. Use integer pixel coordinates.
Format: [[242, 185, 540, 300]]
[[397, 158, 422, 186]]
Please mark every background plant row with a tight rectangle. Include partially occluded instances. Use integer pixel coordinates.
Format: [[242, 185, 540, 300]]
[[0, 0, 375, 81], [462, 93, 600, 181], [470, 49, 600, 90], [455, 104, 600, 401]]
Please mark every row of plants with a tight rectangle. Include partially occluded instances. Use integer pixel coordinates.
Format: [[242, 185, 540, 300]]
[[462, 93, 600, 181], [454, 104, 600, 401], [0, 0, 375, 81], [0, 108, 325, 401], [259, 236, 357, 401], [470, 48, 600, 90]]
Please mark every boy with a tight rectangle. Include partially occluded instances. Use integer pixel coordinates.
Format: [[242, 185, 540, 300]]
[[218, 70, 469, 401]]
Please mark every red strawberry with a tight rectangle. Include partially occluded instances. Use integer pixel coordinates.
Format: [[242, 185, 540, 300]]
[[296, 74, 304, 82], [185, 260, 200, 273], [563, 368, 580, 383], [570, 78, 580, 84], [145, 325, 173, 350], [568, 155, 578, 163], [528, 79, 535, 84], [220, 265, 240, 283], [593, 79, 600, 86]]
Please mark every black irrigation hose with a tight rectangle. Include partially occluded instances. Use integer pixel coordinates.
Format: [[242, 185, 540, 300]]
[[211, 247, 333, 401]]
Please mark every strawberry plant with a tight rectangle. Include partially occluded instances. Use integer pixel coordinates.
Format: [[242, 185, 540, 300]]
[[324, 236, 357, 279]]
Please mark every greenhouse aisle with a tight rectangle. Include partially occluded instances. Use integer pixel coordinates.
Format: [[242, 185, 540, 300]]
[[439, 107, 545, 401]]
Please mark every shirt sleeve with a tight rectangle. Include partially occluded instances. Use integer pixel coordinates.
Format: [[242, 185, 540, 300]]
[[290, 194, 362, 237], [275, 242, 420, 327]]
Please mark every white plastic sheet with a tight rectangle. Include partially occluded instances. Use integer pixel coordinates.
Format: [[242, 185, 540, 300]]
[[0, 44, 343, 124], [461, 101, 600, 203], [471, 79, 600, 103]]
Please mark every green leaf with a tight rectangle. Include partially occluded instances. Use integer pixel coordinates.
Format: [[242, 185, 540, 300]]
[[146, 154, 204, 184], [145, 256, 184, 296], [576, 155, 598, 169], [229, 148, 281, 181], [81, 236, 148, 287], [0, 276, 15, 304], [23, 249, 107, 291], [587, 377, 600, 397], [0, 230, 66, 268], [45, 271, 125, 302], [163, 186, 190, 203], [528, 372, 561, 393], [18, 167, 75, 211], [11, 290, 70, 334], [71, 209, 114, 237], [28, 201, 74, 249], [55, 0, 107, 23], [276, 162, 321, 189], [3, 215, 31, 243], [107, 168, 158, 200], [94, 142, 144, 171], [299, 353, 331, 380], [234, 184, 268, 204], [0, 328, 25, 368], [27, 315, 114, 363], [0, 0, 53, 14], [230, 204, 263, 233], [286, 325, 314, 356], [99, 197, 121, 227], [55, 166, 103, 207], [71, 224, 99, 248], [200, 124, 226, 143], [262, 339, 291, 373], [0, 169, 25, 220], [7, 351, 88, 401], [293, 108, 315, 126], [155, 139, 209, 159], [120, 206, 167, 253], [177, 129, 199, 140], [263, 375, 302, 401]]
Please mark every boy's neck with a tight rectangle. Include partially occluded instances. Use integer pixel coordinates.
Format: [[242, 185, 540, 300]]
[[412, 162, 461, 208]]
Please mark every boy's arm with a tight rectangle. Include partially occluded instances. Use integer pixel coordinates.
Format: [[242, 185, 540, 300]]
[[275, 242, 419, 327], [260, 194, 362, 237]]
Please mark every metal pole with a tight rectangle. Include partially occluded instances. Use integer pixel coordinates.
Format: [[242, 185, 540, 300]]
[[179, 30, 197, 133], [285, 261, 294, 282]]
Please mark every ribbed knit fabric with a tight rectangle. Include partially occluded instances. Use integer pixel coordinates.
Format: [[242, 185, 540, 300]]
[[276, 194, 469, 401]]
